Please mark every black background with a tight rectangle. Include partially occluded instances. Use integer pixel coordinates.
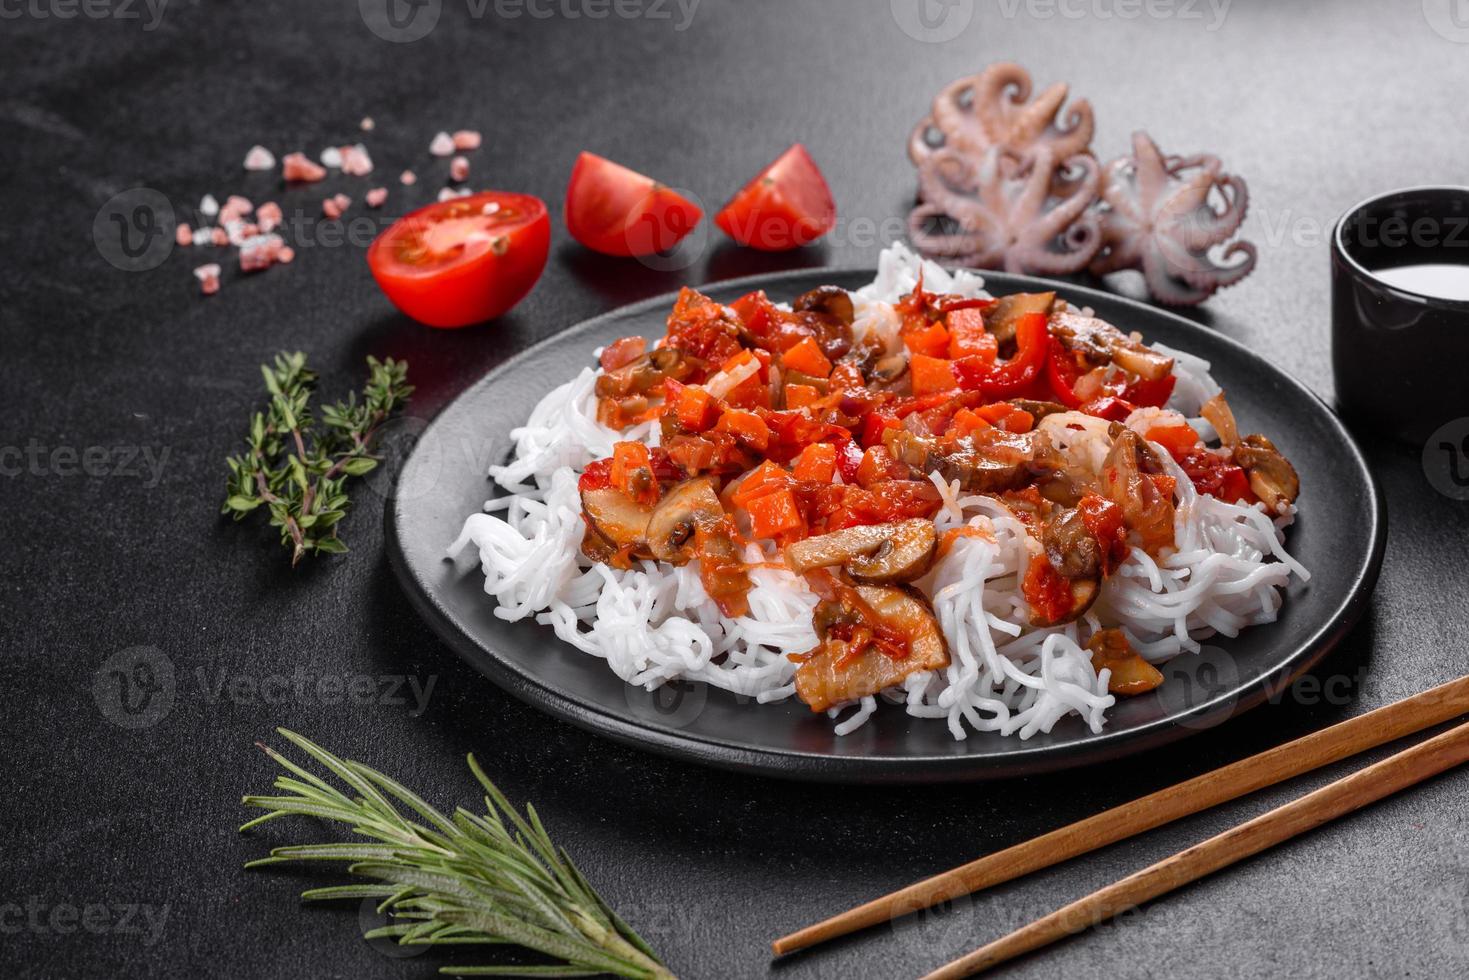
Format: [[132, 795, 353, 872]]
[[3, 1, 1468, 978]]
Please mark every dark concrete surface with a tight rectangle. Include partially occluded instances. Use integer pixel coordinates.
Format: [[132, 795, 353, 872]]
[[1, 1, 1466, 977]]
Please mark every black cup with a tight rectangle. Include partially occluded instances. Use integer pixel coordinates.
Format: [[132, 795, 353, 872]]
[[1331, 186, 1469, 444]]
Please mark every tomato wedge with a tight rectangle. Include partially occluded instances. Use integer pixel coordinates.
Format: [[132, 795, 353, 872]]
[[366, 191, 550, 328], [715, 144, 836, 251], [564, 152, 703, 257]]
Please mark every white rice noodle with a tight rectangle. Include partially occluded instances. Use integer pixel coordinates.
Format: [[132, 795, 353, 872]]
[[449, 244, 1309, 742]]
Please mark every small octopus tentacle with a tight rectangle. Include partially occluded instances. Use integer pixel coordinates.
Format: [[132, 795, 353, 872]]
[[1088, 130, 1257, 305]]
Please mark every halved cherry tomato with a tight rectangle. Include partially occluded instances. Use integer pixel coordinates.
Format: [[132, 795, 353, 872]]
[[366, 191, 550, 328], [714, 144, 836, 251], [565, 152, 702, 257]]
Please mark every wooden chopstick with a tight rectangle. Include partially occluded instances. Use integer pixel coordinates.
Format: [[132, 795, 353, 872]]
[[921, 716, 1469, 979], [773, 674, 1469, 956]]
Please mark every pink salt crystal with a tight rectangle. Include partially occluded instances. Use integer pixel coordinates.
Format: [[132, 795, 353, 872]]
[[193, 263, 221, 296], [244, 145, 276, 171], [255, 201, 283, 233], [450, 156, 470, 182], [452, 130, 481, 151], [322, 197, 344, 220], [429, 132, 454, 157], [277, 246, 295, 264], [365, 187, 388, 208], [225, 195, 253, 215], [360, 116, 375, 132], [282, 152, 327, 183], [211, 228, 229, 246], [400, 169, 417, 186], [340, 144, 374, 177], [240, 234, 284, 272], [176, 223, 193, 247]]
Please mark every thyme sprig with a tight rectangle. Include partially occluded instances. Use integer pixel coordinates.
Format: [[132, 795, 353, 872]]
[[223, 352, 412, 565], [241, 730, 674, 979]]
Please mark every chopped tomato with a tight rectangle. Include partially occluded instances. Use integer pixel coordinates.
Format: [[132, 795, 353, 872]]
[[827, 362, 866, 392], [1125, 373, 1177, 409], [910, 354, 959, 397], [859, 411, 902, 448], [792, 443, 837, 483], [1077, 493, 1129, 574], [836, 441, 865, 483], [1146, 424, 1203, 459], [366, 191, 550, 328], [830, 480, 942, 528], [600, 336, 647, 371], [746, 487, 804, 539], [1178, 449, 1254, 504], [1080, 395, 1135, 422], [578, 458, 613, 493], [714, 144, 836, 251], [781, 335, 833, 377], [1023, 555, 1073, 625], [564, 152, 702, 257], [665, 287, 744, 370]]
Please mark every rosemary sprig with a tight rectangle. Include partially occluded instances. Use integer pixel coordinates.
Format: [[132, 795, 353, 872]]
[[241, 729, 675, 980], [223, 352, 413, 565]]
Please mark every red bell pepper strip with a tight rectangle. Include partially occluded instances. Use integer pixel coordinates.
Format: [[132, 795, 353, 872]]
[[953, 311, 1049, 399], [1044, 338, 1086, 409]]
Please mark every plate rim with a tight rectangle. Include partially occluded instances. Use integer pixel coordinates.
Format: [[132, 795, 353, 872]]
[[386, 265, 1387, 783]]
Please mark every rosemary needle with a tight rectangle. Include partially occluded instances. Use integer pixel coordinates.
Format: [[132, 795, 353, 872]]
[[241, 729, 675, 979]]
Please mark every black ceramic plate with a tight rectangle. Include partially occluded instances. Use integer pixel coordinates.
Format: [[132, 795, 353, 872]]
[[386, 269, 1385, 783]]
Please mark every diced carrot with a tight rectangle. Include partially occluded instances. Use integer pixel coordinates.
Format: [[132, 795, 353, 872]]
[[784, 383, 820, 410], [904, 320, 950, 358], [746, 487, 803, 540], [792, 443, 837, 483], [910, 354, 958, 396], [947, 308, 997, 362], [715, 409, 770, 452], [781, 335, 833, 378], [731, 460, 790, 508], [976, 401, 1034, 433], [950, 407, 992, 439], [672, 382, 717, 432], [609, 442, 657, 505], [854, 445, 906, 488], [1146, 424, 1202, 460]]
